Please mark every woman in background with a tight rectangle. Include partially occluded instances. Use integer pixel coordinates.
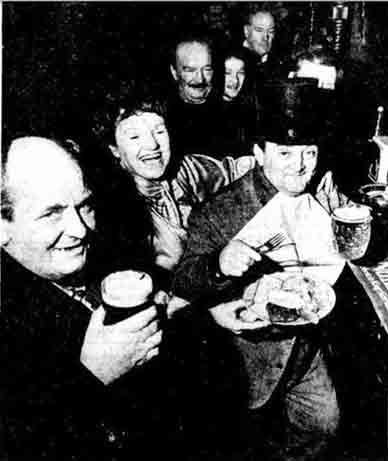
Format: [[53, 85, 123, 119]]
[[215, 46, 260, 157]]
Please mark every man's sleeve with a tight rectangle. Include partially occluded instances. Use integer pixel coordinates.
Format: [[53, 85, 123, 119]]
[[175, 154, 255, 203], [172, 204, 233, 302]]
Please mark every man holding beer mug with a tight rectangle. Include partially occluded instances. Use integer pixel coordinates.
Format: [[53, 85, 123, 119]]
[[1, 136, 178, 460]]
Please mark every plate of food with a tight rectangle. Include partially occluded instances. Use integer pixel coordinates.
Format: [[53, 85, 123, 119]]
[[242, 272, 336, 326]]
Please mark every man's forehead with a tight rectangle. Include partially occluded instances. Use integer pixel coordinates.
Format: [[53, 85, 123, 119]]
[[250, 12, 275, 27], [19, 182, 91, 207], [6, 137, 85, 200], [266, 141, 318, 151], [7, 138, 77, 182], [12, 172, 90, 218], [177, 42, 211, 63]]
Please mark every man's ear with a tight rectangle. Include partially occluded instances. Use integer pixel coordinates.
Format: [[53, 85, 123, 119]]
[[253, 143, 265, 166], [244, 25, 249, 39], [109, 145, 120, 159], [170, 64, 178, 81]]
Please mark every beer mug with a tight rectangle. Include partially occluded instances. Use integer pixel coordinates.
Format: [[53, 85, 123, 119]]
[[332, 205, 372, 260]]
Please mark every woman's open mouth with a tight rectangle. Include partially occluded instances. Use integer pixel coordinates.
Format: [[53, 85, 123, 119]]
[[139, 151, 162, 163]]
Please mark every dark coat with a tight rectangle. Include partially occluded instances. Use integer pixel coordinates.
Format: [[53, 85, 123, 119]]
[[1, 250, 179, 460], [160, 89, 225, 158]]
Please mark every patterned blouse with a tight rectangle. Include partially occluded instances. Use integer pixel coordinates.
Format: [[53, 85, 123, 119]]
[[135, 153, 256, 271]]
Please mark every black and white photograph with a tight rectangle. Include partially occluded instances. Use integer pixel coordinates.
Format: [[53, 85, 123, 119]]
[[2, 2, 388, 460]]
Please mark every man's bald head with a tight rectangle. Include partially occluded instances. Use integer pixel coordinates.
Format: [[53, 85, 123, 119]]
[[1, 136, 96, 280], [2, 137, 82, 221]]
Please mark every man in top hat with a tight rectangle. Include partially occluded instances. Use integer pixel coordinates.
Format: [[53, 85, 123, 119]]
[[172, 79, 349, 459]]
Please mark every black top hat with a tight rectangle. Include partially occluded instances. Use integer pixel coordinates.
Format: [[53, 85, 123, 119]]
[[260, 78, 328, 145]]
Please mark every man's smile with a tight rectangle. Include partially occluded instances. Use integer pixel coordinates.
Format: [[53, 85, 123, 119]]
[[55, 242, 86, 253]]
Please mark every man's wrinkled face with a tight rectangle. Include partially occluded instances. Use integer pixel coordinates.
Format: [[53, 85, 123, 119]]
[[224, 57, 246, 101], [261, 142, 318, 196], [4, 150, 96, 281], [113, 111, 171, 182], [244, 12, 275, 58], [171, 41, 214, 104]]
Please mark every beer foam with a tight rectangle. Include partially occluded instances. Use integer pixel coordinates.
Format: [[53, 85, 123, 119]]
[[101, 270, 153, 308], [333, 205, 371, 223]]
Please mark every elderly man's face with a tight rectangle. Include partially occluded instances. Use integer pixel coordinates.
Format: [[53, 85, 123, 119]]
[[224, 57, 246, 101], [244, 12, 275, 58], [3, 140, 96, 281], [260, 142, 318, 196], [113, 111, 171, 182], [170, 41, 213, 104]]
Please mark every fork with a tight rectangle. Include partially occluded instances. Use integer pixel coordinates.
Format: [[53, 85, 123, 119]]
[[253, 232, 287, 254]]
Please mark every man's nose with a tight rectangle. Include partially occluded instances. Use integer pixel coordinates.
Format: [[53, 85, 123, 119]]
[[64, 207, 88, 239], [143, 132, 159, 150], [194, 69, 206, 84], [230, 74, 238, 86], [298, 152, 308, 170]]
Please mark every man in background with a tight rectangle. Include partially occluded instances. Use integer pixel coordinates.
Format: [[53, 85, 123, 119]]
[[242, 3, 286, 83], [161, 33, 225, 157]]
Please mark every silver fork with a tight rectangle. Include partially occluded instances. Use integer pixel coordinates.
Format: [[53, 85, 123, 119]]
[[253, 232, 287, 254]]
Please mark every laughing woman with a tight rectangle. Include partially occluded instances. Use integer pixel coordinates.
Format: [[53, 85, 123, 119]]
[[214, 46, 260, 157], [94, 93, 255, 278]]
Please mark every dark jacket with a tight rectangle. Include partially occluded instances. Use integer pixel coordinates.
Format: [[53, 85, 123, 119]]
[[172, 166, 348, 408], [212, 99, 259, 158], [160, 89, 224, 158], [1, 250, 178, 460], [242, 47, 288, 86]]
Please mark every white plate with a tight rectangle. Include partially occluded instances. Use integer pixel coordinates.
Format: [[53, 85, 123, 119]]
[[245, 272, 336, 326]]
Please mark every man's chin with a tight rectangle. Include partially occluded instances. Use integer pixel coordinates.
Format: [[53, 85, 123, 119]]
[[56, 255, 88, 285], [187, 94, 207, 104], [183, 88, 211, 104], [285, 180, 312, 196], [57, 248, 88, 274]]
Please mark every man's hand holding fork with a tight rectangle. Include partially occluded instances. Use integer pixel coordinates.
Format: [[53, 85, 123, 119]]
[[218, 233, 286, 277], [212, 233, 287, 333]]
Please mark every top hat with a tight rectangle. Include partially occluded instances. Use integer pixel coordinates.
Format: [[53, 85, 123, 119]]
[[259, 78, 328, 145]]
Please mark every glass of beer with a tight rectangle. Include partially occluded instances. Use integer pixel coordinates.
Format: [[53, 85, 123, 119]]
[[332, 205, 372, 260], [101, 270, 153, 325]]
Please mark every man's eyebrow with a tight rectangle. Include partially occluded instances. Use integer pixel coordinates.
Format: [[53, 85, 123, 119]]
[[254, 26, 275, 31], [37, 204, 66, 218]]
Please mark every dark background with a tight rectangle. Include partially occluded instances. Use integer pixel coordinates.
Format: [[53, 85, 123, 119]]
[[3, 2, 388, 142]]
